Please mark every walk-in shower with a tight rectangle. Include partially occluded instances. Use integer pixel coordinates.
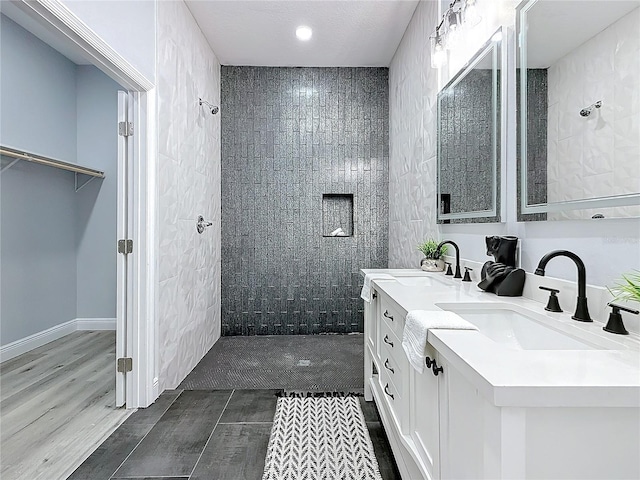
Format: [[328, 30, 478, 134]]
[[221, 66, 389, 336]]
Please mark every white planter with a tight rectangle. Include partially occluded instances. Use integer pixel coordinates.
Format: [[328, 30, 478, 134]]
[[420, 258, 445, 272]]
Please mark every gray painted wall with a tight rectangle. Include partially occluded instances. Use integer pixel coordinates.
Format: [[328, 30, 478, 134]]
[[1, 14, 78, 344], [1, 163, 78, 344], [221, 67, 389, 335], [1, 15, 118, 345], [0, 14, 77, 161], [76, 66, 120, 319]]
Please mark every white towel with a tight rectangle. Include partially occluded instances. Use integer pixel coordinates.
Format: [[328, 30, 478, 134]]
[[360, 273, 394, 302], [402, 310, 478, 373]]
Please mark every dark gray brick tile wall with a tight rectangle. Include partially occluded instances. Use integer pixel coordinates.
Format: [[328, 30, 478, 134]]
[[438, 69, 501, 224], [517, 68, 548, 221], [221, 67, 389, 336]]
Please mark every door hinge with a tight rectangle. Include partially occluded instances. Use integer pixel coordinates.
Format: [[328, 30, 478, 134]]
[[118, 239, 133, 254], [118, 121, 134, 136], [117, 357, 133, 373]]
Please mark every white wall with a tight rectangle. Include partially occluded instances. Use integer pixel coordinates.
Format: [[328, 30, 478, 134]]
[[389, 0, 640, 289], [388, 0, 439, 269], [156, 0, 221, 391], [546, 8, 640, 220], [61, 0, 156, 83]]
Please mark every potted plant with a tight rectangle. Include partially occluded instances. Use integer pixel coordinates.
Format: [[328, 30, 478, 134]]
[[608, 271, 640, 303], [417, 239, 448, 272]]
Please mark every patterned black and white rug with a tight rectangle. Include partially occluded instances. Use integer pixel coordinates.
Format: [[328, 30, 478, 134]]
[[262, 396, 383, 480]]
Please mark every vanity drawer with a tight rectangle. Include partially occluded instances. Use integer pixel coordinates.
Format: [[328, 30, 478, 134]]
[[379, 318, 407, 373], [379, 364, 407, 434], [380, 350, 404, 392], [379, 298, 405, 340], [380, 370, 402, 406]]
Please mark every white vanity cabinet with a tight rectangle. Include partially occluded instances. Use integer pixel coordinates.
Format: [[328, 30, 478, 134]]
[[364, 283, 640, 480], [409, 342, 441, 479], [365, 288, 512, 480], [377, 296, 410, 434], [365, 288, 450, 479]]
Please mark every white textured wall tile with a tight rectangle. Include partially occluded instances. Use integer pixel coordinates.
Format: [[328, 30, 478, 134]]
[[389, 0, 440, 269], [157, 0, 221, 391], [390, 1, 639, 287], [547, 8, 640, 219]]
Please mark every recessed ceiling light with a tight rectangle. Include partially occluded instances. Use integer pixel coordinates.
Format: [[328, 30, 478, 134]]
[[296, 26, 312, 41]]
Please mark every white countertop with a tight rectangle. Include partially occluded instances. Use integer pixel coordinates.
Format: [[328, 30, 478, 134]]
[[361, 269, 640, 408]]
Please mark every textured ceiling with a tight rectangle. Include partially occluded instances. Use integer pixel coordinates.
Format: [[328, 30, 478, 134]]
[[185, 0, 420, 67]]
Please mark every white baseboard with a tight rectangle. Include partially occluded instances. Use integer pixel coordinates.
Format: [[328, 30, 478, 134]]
[[0, 319, 77, 363], [1, 317, 117, 363], [76, 318, 116, 330]]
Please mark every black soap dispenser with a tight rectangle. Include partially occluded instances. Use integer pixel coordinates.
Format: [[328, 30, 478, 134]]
[[603, 303, 639, 335]]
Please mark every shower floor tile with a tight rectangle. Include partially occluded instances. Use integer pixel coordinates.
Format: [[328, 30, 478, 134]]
[[178, 334, 364, 391]]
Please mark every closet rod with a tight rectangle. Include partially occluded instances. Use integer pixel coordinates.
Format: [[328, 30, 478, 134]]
[[0, 145, 105, 178]]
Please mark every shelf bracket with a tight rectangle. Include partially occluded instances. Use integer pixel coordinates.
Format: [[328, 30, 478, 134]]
[[0, 157, 21, 173], [75, 172, 97, 192]]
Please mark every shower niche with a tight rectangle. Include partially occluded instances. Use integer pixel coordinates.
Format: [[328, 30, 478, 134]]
[[322, 194, 353, 237]]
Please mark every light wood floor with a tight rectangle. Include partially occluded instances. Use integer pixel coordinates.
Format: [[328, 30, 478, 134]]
[[0, 331, 132, 480]]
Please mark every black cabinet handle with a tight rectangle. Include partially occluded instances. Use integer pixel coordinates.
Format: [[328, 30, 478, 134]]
[[383, 335, 394, 347], [426, 356, 443, 376], [384, 358, 395, 374], [383, 310, 394, 321], [384, 383, 394, 400]]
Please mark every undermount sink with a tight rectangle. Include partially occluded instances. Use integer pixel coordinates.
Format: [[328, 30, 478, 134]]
[[394, 276, 440, 287], [436, 303, 614, 351], [388, 272, 449, 287]]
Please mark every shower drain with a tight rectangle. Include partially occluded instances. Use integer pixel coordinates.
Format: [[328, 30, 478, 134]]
[[297, 359, 311, 367]]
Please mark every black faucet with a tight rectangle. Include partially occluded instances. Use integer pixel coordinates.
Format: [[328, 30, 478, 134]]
[[437, 240, 462, 279], [534, 250, 592, 322]]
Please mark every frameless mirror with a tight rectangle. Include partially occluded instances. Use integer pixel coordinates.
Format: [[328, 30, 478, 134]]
[[518, 0, 640, 221], [437, 28, 503, 223]]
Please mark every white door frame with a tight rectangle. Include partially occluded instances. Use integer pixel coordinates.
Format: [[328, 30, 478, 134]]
[[9, 0, 158, 408]]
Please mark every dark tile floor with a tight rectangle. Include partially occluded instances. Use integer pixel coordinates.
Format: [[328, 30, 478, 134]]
[[178, 335, 364, 392], [69, 389, 400, 480]]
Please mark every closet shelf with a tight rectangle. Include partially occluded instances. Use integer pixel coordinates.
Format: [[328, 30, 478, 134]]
[[0, 145, 105, 178]]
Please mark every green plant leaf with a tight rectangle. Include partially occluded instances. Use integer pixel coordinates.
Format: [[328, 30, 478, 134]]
[[608, 271, 640, 303], [417, 239, 448, 259]]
